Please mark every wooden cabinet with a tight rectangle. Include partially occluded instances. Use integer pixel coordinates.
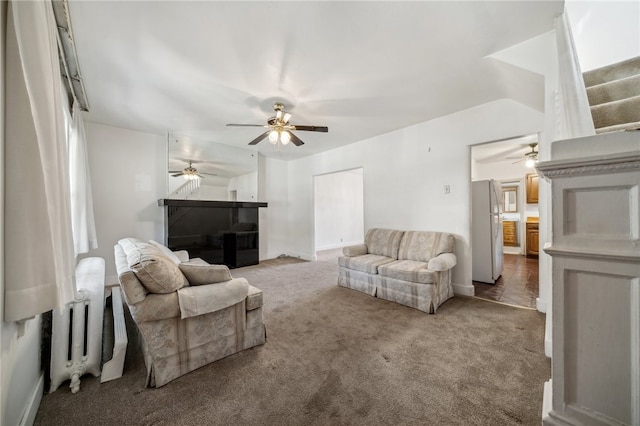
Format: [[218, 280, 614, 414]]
[[526, 222, 539, 256], [526, 173, 539, 204], [502, 221, 517, 247]]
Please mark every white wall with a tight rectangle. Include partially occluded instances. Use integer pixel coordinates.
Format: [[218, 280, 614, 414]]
[[286, 98, 544, 295], [228, 171, 258, 201], [566, 0, 640, 71], [314, 169, 364, 251], [258, 155, 289, 260], [82, 123, 166, 284]]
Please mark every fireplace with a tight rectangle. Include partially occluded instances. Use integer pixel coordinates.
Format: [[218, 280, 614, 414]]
[[158, 199, 267, 268]]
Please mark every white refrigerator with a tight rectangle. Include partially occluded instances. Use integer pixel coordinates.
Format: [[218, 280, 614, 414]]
[[471, 180, 504, 283]]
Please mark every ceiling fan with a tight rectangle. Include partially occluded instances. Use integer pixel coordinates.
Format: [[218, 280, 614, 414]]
[[169, 160, 217, 180], [508, 143, 538, 167], [226, 102, 328, 149]]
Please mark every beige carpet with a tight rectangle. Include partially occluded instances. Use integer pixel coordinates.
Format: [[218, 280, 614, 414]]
[[35, 253, 550, 425], [584, 55, 640, 133]]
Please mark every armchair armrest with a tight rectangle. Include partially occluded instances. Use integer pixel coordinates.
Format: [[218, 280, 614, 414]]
[[427, 253, 457, 271], [129, 292, 180, 323], [343, 243, 368, 257], [178, 278, 249, 319]]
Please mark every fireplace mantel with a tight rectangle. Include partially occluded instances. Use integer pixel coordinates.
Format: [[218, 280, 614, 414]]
[[158, 199, 268, 208]]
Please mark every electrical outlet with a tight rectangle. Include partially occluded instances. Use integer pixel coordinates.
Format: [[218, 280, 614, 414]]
[[444, 185, 451, 194]]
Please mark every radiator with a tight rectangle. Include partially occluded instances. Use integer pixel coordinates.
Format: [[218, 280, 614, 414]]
[[50, 257, 105, 393]]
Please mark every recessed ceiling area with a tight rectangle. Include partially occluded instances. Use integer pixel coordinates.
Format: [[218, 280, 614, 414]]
[[68, 1, 563, 161]]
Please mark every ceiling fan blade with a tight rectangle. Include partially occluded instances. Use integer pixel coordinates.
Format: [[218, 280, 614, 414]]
[[169, 170, 183, 173], [171, 173, 184, 177], [199, 172, 218, 176], [249, 131, 270, 145], [291, 125, 328, 132], [511, 158, 525, 164], [289, 132, 305, 147], [226, 124, 268, 128]]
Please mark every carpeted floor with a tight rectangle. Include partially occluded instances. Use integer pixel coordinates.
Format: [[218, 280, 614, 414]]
[[35, 254, 550, 425]]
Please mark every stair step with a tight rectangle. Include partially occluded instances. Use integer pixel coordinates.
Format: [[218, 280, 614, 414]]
[[591, 95, 640, 129], [595, 121, 640, 134], [583, 56, 640, 87], [587, 74, 640, 106]]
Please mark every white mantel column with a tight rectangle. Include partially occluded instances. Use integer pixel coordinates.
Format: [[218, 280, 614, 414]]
[[538, 130, 640, 426]]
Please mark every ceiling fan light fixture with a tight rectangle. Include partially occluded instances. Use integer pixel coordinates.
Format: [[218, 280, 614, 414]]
[[282, 112, 291, 124], [525, 157, 537, 168], [184, 172, 198, 180], [280, 130, 291, 145], [268, 130, 279, 144]]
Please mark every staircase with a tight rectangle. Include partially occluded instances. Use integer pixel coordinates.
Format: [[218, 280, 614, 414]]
[[583, 56, 640, 134]]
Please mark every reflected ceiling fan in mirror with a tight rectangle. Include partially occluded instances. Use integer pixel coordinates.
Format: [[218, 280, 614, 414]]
[[507, 143, 538, 168], [169, 160, 217, 180], [226, 102, 328, 151]]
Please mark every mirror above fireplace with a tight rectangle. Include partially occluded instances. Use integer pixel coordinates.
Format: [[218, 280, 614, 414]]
[[167, 133, 258, 201]]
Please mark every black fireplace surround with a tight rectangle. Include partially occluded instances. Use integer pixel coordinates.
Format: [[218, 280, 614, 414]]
[[158, 199, 267, 268]]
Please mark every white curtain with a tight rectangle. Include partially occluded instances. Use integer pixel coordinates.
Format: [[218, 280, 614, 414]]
[[4, 1, 76, 321], [554, 11, 596, 140], [69, 101, 98, 255]]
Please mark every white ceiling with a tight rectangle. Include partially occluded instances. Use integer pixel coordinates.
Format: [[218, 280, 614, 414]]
[[472, 134, 539, 165], [68, 1, 563, 164]]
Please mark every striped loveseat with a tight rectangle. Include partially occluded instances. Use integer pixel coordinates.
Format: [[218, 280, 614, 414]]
[[338, 228, 457, 314]]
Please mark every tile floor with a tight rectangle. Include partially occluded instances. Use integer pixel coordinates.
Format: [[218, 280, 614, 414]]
[[473, 254, 539, 309]]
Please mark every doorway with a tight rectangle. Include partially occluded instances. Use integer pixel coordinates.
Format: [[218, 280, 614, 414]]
[[313, 168, 364, 257], [471, 136, 539, 309]]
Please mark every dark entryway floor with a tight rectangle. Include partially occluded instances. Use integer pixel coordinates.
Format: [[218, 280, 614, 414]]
[[473, 254, 539, 309]]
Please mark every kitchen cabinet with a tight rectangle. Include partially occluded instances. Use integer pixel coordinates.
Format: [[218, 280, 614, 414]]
[[526, 173, 539, 203], [526, 222, 539, 256], [503, 221, 517, 247]]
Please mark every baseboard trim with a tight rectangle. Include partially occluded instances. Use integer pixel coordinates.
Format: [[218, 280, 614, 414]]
[[542, 380, 553, 424], [20, 373, 43, 426], [453, 283, 474, 297], [536, 297, 547, 313], [282, 252, 315, 262], [315, 241, 361, 251]]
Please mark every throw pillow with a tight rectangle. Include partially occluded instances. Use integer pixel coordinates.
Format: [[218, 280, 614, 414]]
[[148, 240, 182, 265], [179, 263, 232, 285], [130, 254, 189, 294]]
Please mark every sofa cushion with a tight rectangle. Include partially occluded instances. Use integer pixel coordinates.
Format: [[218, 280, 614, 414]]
[[397, 231, 455, 262], [178, 263, 233, 285], [173, 250, 190, 263], [378, 260, 437, 284], [338, 254, 395, 274], [365, 228, 404, 259], [130, 254, 189, 294], [148, 240, 182, 265]]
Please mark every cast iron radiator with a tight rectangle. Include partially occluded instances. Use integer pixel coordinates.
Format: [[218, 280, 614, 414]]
[[50, 257, 105, 393]]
